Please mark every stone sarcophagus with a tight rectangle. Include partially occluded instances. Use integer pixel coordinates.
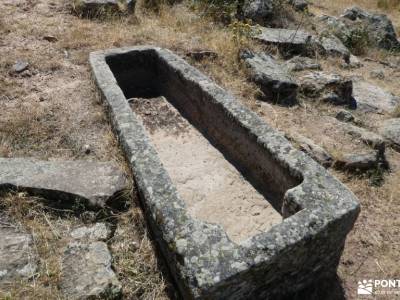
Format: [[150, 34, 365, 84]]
[[90, 46, 360, 299]]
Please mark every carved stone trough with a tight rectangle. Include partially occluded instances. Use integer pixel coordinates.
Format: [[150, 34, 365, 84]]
[[90, 46, 360, 299]]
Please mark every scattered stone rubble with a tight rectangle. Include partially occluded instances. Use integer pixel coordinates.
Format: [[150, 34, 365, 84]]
[[0, 214, 38, 289], [60, 223, 122, 299]]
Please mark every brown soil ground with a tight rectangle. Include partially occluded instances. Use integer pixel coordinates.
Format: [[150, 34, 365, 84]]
[[0, 0, 400, 299]]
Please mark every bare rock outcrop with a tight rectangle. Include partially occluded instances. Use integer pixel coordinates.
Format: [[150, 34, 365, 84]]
[[240, 50, 298, 105]]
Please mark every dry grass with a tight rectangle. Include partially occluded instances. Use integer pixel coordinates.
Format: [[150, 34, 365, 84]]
[[0, 193, 70, 299], [0, 0, 400, 299]]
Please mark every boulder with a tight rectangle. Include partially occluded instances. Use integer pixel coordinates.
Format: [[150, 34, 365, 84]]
[[298, 72, 355, 107], [320, 6, 400, 51], [353, 81, 400, 113], [240, 50, 298, 105], [0, 158, 128, 208], [11, 60, 29, 73], [241, 0, 274, 25], [341, 54, 363, 69], [335, 151, 383, 172], [341, 6, 400, 50], [0, 215, 38, 288], [336, 110, 354, 122], [318, 35, 350, 62], [288, 133, 333, 167], [370, 70, 385, 80], [329, 117, 386, 151], [60, 240, 121, 299], [254, 27, 315, 57], [73, 0, 135, 17], [285, 56, 321, 72], [379, 118, 400, 151], [289, 0, 308, 11]]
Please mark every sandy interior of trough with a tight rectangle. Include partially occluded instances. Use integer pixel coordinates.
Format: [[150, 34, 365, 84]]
[[130, 96, 282, 243]]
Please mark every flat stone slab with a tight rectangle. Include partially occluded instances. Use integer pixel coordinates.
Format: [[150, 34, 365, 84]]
[[240, 50, 298, 104], [60, 224, 121, 299], [0, 158, 128, 208], [0, 215, 38, 288], [334, 151, 382, 172], [254, 27, 314, 57], [353, 81, 400, 113], [90, 46, 359, 299]]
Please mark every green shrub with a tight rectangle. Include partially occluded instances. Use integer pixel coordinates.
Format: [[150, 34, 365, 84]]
[[342, 26, 370, 55]]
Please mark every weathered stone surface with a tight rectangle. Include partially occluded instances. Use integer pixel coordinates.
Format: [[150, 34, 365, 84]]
[[241, 0, 274, 25], [0, 158, 128, 208], [341, 6, 400, 50], [320, 6, 400, 51], [289, 0, 308, 11], [12, 60, 29, 73], [353, 81, 400, 113], [0, 215, 38, 287], [70, 223, 112, 241], [60, 240, 121, 299], [379, 118, 400, 151], [341, 54, 363, 69], [288, 133, 333, 167], [336, 110, 354, 123], [370, 70, 385, 80], [254, 27, 314, 57], [73, 0, 135, 17], [298, 72, 355, 107], [285, 56, 321, 72], [318, 35, 350, 62], [328, 117, 386, 151], [240, 50, 298, 104], [335, 151, 382, 172], [91, 46, 359, 299]]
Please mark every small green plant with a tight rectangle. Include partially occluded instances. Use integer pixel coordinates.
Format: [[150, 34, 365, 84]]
[[229, 20, 258, 45], [342, 26, 370, 55]]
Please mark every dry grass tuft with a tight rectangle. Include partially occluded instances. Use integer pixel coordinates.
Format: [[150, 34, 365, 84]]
[[110, 207, 170, 299], [0, 193, 70, 299]]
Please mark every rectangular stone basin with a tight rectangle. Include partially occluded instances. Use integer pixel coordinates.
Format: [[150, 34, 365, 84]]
[[90, 46, 360, 299]]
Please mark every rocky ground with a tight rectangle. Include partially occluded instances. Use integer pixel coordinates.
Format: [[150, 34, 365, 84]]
[[0, 0, 400, 299]]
